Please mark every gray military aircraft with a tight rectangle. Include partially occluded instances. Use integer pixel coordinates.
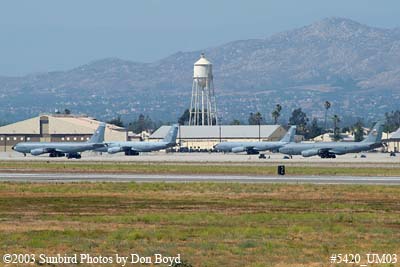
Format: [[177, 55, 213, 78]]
[[214, 125, 296, 154], [278, 121, 384, 158], [99, 124, 178, 155], [12, 123, 106, 159]]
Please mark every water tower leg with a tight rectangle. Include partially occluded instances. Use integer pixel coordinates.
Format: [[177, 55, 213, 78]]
[[201, 90, 205, 126]]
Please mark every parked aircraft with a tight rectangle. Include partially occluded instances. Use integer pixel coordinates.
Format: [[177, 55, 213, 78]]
[[99, 124, 178, 155], [12, 123, 106, 159], [278, 121, 384, 158], [214, 125, 296, 154]]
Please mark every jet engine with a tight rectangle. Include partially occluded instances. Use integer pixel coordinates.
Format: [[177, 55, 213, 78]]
[[107, 147, 124, 154], [301, 149, 320, 157], [231, 147, 246, 153], [30, 148, 47, 156]]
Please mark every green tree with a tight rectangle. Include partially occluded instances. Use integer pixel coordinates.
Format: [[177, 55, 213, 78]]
[[307, 118, 322, 139], [332, 114, 341, 141], [178, 109, 190, 125], [248, 112, 263, 125], [128, 114, 154, 133], [289, 108, 309, 136], [230, 119, 241, 125], [107, 116, 124, 127], [341, 126, 350, 133], [324, 101, 331, 132], [384, 110, 400, 132], [271, 104, 282, 124], [64, 108, 71, 115], [352, 121, 364, 142]]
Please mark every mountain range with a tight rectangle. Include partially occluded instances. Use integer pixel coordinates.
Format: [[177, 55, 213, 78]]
[[1, 17, 399, 124]]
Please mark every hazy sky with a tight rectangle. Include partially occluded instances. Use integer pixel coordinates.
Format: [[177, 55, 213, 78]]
[[0, 0, 399, 76]]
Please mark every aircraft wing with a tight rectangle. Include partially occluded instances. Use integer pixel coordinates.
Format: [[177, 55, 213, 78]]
[[92, 143, 106, 148], [107, 145, 142, 154], [301, 148, 325, 157], [231, 146, 258, 153], [231, 143, 283, 153], [261, 143, 284, 151], [301, 147, 345, 157], [30, 147, 58, 155], [126, 146, 141, 152]]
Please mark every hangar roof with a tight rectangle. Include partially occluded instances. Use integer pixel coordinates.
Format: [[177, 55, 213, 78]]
[[389, 128, 400, 140], [0, 114, 125, 135], [150, 125, 283, 139]]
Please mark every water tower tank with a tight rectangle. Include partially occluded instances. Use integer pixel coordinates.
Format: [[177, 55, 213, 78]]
[[193, 54, 212, 87], [189, 53, 218, 126]]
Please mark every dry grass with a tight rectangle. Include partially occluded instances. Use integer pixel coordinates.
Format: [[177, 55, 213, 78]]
[[0, 182, 399, 266], [0, 161, 400, 176]]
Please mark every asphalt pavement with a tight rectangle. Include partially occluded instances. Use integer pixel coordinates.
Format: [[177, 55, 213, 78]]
[[0, 172, 399, 185]]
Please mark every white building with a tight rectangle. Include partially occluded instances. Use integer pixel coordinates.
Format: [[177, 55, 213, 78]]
[[150, 125, 286, 149], [385, 128, 400, 152]]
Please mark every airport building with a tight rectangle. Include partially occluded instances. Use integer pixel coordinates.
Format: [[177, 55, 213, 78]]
[[150, 125, 286, 150], [385, 128, 400, 152], [0, 114, 126, 152]]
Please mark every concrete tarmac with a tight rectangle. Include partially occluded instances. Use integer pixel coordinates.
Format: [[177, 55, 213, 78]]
[[1, 151, 399, 164], [0, 172, 400, 185]]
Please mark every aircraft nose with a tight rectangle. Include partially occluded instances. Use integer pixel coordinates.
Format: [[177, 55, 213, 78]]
[[11, 145, 15, 150]]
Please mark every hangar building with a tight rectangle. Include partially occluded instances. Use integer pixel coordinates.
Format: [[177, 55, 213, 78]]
[[385, 128, 400, 152], [150, 125, 286, 150], [0, 114, 126, 152]]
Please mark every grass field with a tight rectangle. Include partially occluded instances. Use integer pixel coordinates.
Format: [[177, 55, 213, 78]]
[[1, 161, 400, 176], [0, 182, 399, 266]]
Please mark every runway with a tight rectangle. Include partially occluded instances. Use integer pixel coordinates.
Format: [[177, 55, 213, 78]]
[[0, 172, 400, 185], [1, 151, 399, 167]]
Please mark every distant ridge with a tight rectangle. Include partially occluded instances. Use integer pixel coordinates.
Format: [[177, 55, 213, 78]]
[[0, 17, 399, 123]]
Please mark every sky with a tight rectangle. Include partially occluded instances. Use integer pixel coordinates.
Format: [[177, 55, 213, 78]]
[[0, 0, 399, 76]]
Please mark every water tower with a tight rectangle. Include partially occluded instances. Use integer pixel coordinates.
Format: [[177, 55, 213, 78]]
[[189, 53, 218, 126]]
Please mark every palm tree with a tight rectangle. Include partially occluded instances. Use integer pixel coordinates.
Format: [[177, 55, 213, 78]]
[[271, 104, 282, 124], [254, 112, 263, 141], [324, 101, 331, 132], [253, 112, 263, 125], [332, 114, 341, 141]]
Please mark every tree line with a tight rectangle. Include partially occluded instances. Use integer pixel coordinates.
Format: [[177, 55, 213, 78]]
[[99, 104, 400, 140]]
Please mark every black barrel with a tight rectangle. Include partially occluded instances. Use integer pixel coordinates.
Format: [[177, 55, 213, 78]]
[[277, 165, 285, 175]]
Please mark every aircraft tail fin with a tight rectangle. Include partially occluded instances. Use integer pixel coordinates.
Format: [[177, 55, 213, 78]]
[[162, 124, 179, 145], [88, 122, 106, 143], [362, 121, 384, 144], [280, 125, 296, 142]]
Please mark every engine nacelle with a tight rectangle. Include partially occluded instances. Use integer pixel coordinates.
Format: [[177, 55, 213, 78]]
[[232, 146, 246, 153], [107, 146, 123, 154], [30, 148, 47, 156], [301, 149, 320, 157]]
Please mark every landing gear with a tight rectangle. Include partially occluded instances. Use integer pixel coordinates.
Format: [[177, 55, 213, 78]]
[[66, 153, 81, 159], [125, 150, 139, 156], [49, 152, 66, 158], [246, 149, 259, 155], [320, 152, 336, 158]]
